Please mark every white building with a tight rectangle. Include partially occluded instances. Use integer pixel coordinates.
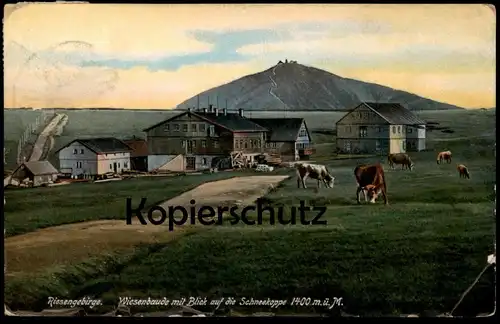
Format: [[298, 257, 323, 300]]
[[55, 138, 132, 178]]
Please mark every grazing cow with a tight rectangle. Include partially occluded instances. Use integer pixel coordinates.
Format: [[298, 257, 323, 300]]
[[437, 151, 452, 164], [296, 163, 335, 189], [388, 153, 414, 170], [354, 163, 388, 205], [457, 164, 470, 179]]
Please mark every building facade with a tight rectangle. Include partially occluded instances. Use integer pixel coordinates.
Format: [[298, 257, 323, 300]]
[[336, 102, 426, 155], [249, 118, 313, 161], [55, 138, 132, 177], [143, 106, 314, 171]]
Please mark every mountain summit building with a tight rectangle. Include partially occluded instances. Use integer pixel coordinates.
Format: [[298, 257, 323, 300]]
[[335, 102, 427, 155]]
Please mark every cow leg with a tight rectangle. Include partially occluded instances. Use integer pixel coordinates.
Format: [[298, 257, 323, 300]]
[[363, 189, 368, 202], [356, 186, 363, 204], [317, 179, 321, 189], [302, 172, 309, 189], [297, 176, 302, 188]]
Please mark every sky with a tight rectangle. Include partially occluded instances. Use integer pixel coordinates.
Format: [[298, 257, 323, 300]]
[[3, 3, 496, 109]]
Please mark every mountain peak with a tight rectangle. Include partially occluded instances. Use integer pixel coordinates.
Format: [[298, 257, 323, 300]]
[[176, 63, 464, 112]]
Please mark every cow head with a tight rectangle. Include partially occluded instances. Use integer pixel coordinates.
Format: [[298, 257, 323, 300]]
[[362, 184, 381, 203], [324, 174, 335, 188]]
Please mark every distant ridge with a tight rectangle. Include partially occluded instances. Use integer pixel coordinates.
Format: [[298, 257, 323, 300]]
[[176, 62, 465, 112]]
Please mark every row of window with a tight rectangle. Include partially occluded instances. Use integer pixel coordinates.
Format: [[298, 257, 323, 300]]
[[75, 162, 128, 169], [72, 149, 127, 157], [296, 143, 311, 149], [181, 140, 219, 148], [345, 126, 414, 137], [235, 139, 262, 149], [164, 123, 215, 133], [298, 129, 307, 137]]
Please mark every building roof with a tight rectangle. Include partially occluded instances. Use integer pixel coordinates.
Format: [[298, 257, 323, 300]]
[[123, 139, 149, 157], [363, 102, 427, 125], [55, 137, 133, 154], [249, 118, 306, 142], [19, 161, 59, 175], [143, 110, 268, 133], [194, 111, 268, 132]]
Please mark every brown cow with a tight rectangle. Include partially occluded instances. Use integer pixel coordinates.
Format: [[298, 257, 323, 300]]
[[437, 151, 452, 164], [457, 164, 470, 179], [388, 153, 414, 170], [354, 163, 388, 205]]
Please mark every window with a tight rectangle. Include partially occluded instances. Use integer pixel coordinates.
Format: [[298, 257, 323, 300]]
[[375, 140, 381, 152], [244, 141, 248, 149], [76, 161, 82, 168], [402, 141, 406, 150], [174, 124, 180, 131], [80, 149, 84, 154], [376, 127, 381, 133], [201, 140, 206, 148], [191, 124, 197, 132], [359, 126, 368, 138], [183, 124, 188, 132], [202, 158, 207, 165], [299, 129, 307, 137], [118, 163, 120, 168], [408, 128, 413, 133], [235, 141, 239, 149], [124, 162, 128, 168], [164, 125, 170, 131], [256, 139, 261, 147], [392, 126, 396, 134], [240, 140, 244, 148], [344, 141, 351, 153], [214, 140, 219, 148], [110, 164, 113, 170], [73, 149, 78, 154], [200, 124, 206, 132], [398, 126, 401, 134], [346, 126, 352, 133], [181, 140, 186, 148], [209, 125, 215, 136]]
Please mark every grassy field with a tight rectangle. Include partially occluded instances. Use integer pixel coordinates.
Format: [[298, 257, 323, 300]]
[[3, 109, 496, 316]]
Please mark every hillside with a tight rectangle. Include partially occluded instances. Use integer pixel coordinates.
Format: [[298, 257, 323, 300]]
[[176, 62, 464, 111]]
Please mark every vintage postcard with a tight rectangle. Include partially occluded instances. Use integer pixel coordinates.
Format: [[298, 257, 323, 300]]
[[3, 3, 496, 317]]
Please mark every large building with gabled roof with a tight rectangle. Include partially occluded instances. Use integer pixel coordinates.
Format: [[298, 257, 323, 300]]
[[55, 137, 133, 177], [335, 102, 427, 155], [143, 105, 314, 171]]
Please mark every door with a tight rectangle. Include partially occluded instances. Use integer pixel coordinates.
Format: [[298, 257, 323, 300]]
[[375, 140, 381, 153], [187, 140, 194, 154], [344, 141, 351, 153], [186, 157, 196, 170], [113, 162, 117, 173]]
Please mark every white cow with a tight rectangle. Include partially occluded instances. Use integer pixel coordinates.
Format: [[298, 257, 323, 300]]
[[295, 163, 335, 189]]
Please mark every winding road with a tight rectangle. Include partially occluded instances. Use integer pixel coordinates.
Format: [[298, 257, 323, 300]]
[[269, 63, 290, 110]]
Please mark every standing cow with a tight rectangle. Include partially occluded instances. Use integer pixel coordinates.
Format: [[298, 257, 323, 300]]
[[388, 153, 414, 170], [354, 163, 388, 205], [437, 151, 452, 164], [457, 164, 470, 179], [296, 163, 335, 189]]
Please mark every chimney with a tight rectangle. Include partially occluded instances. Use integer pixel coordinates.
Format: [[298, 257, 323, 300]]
[[209, 104, 213, 112], [223, 108, 227, 116], [238, 108, 244, 117], [215, 108, 219, 116], [203, 108, 207, 113]]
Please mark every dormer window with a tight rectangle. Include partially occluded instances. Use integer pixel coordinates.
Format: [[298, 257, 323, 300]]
[[73, 149, 78, 154]]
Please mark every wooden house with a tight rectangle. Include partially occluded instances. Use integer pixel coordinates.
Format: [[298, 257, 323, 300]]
[[55, 137, 132, 177], [10, 161, 59, 187], [143, 106, 268, 171], [335, 102, 426, 155], [249, 118, 313, 161]]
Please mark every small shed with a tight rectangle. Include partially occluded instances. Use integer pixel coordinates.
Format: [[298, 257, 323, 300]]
[[123, 138, 149, 172], [11, 161, 59, 187]]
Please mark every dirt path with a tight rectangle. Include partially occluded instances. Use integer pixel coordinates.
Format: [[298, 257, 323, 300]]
[[28, 114, 65, 162], [5, 175, 289, 275]]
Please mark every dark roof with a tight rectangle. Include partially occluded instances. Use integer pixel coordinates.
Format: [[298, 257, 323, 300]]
[[249, 118, 306, 142], [363, 102, 427, 125], [143, 110, 268, 133], [194, 111, 268, 132], [123, 139, 148, 157], [55, 137, 132, 154], [19, 161, 59, 175]]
